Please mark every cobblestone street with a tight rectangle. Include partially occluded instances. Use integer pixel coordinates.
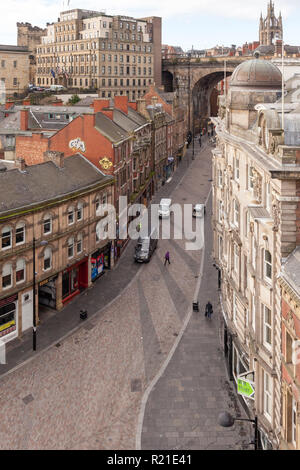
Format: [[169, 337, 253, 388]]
[[0, 141, 251, 450]]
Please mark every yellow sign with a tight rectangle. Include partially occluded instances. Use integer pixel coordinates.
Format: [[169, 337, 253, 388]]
[[0, 320, 15, 333], [99, 157, 113, 170]]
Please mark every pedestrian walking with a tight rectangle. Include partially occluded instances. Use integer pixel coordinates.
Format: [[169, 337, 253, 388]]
[[205, 301, 213, 319], [199, 135, 202, 147], [164, 251, 170, 266]]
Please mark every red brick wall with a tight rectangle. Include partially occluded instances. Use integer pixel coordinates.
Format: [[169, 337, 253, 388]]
[[49, 114, 114, 174], [16, 133, 49, 165]]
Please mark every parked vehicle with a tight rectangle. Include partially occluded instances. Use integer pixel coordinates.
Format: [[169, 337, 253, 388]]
[[50, 84, 66, 92], [158, 198, 172, 219], [193, 204, 206, 218], [134, 227, 158, 263]]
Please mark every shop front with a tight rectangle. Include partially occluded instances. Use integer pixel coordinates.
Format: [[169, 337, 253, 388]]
[[0, 294, 18, 342], [91, 243, 111, 282], [62, 258, 88, 304], [39, 275, 58, 310]]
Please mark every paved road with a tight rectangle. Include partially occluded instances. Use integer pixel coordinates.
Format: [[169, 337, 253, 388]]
[[0, 140, 251, 449]]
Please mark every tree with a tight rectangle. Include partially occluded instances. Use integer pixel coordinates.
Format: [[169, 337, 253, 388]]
[[68, 94, 80, 105]]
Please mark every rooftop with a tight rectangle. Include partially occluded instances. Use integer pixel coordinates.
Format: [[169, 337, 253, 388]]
[[0, 154, 112, 215]]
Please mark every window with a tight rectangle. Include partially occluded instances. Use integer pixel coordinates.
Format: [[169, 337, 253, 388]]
[[263, 305, 272, 349], [233, 199, 239, 226], [233, 243, 239, 273], [252, 296, 256, 333], [77, 202, 83, 221], [266, 182, 271, 212], [15, 223, 25, 245], [248, 166, 254, 190], [68, 237, 74, 258], [96, 221, 102, 242], [252, 236, 256, 269], [218, 169, 223, 187], [218, 236, 223, 260], [68, 206, 75, 225], [218, 200, 223, 223], [264, 250, 272, 281], [2, 263, 12, 289], [44, 247, 52, 271], [16, 258, 26, 284], [95, 197, 101, 215], [292, 398, 297, 447], [233, 293, 237, 324], [235, 158, 240, 181], [43, 214, 52, 234], [263, 371, 273, 421], [2, 226, 12, 250], [77, 233, 83, 254]]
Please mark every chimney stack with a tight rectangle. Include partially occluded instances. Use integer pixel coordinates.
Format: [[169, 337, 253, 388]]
[[20, 109, 29, 131], [137, 98, 147, 117], [114, 95, 128, 115], [43, 150, 64, 168], [16, 157, 26, 172]]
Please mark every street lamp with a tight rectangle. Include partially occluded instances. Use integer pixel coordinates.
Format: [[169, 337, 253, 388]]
[[218, 411, 259, 450], [32, 238, 48, 351]]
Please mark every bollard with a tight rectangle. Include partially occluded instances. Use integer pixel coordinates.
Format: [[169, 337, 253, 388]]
[[80, 309, 88, 321]]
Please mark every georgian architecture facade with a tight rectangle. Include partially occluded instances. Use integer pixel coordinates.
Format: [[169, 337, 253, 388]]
[[0, 153, 113, 344], [212, 58, 300, 449]]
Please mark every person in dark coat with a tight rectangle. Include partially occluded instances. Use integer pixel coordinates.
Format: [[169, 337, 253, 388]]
[[199, 135, 202, 147], [164, 251, 170, 266], [205, 301, 213, 319]]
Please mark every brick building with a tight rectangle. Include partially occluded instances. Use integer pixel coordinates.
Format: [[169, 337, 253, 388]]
[[0, 153, 113, 344], [279, 250, 300, 450], [35, 8, 161, 101]]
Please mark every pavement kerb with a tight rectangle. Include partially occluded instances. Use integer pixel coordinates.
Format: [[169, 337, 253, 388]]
[[135, 186, 212, 450], [0, 143, 209, 382]]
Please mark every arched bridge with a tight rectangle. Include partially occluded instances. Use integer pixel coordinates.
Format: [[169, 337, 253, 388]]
[[162, 56, 250, 130]]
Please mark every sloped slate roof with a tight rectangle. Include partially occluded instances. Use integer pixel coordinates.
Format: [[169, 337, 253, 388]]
[[95, 112, 128, 143], [280, 247, 300, 298], [0, 154, 112, 214]]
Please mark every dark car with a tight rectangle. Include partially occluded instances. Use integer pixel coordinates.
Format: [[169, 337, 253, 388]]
[[134, 228, 158, 263]]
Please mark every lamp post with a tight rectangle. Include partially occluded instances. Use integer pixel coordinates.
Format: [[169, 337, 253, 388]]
[[32, 238, 48, 351], [188, 52, 191, 138], [218, 411, 259, 450]]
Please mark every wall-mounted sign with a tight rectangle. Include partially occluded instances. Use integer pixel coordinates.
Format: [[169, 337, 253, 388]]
[[69, 138, 86, 153], [99, 157, 113, 170]]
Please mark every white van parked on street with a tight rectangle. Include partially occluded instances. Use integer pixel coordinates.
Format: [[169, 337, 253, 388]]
[[158, 199, 172, 219], [50, 84, 66, 92]]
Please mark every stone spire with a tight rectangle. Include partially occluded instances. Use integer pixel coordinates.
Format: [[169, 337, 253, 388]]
[[259, 1, 283, 46]]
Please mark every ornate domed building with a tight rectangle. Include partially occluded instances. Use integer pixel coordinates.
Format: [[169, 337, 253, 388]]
[[226, 58, 282, 137]]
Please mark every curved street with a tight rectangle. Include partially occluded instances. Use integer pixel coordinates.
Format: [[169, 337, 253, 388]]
[[0, 141, 251, 450]]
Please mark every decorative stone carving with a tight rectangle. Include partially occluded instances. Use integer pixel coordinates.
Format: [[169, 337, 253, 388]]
[[272, 197, 280, 232], [253, 169, 262, 204], [285, 309, 297, 337]]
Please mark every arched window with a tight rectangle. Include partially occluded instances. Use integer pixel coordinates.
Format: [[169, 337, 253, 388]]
[[77, 233, 83, 254], [1, 226, 12, 250], [77, 202, 83, 221], [68, 206, 75, 225], [16, 222, 25, 245], [44, 247, 52, 271], [2, 263, 12, 289], [16, 258, 26, 284], [68, 237, 74, 258], [43, 214, 52, 235]]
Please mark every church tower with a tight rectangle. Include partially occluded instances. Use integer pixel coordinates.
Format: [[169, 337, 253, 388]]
[[259, 1, 283, 46]]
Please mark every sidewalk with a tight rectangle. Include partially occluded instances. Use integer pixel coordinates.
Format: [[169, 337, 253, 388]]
[[1, 139, 208, 377], [140, 193, 253, 450]]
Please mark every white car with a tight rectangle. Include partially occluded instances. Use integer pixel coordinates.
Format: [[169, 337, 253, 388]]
[[193, 204, 206, 218], [158, 199, 172, 218]]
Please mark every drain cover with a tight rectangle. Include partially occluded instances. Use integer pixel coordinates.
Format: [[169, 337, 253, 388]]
[[22, 394, 34, 405]]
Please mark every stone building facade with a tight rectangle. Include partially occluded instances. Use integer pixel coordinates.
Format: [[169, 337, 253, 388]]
[[212, 58, 300, 449], [0, 45, 30, 97], [0, 153, 113, 344], [35, 8, 161, 101]]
